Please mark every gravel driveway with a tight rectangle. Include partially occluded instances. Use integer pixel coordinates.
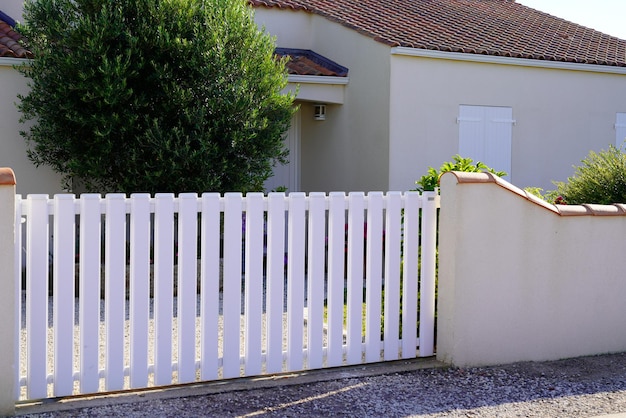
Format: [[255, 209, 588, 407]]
[[16, 352, 626, 417]]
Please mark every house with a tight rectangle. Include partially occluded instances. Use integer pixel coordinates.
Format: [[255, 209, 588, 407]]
[[252, 0, 626, 193], [0, 10, 64, 195], [3, 1, 626, 195]]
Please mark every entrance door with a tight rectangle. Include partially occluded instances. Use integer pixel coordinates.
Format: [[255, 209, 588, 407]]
[[264, 111, 300, 193]]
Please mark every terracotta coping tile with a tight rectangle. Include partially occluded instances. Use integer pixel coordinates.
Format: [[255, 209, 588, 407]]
[[443, 171, 626, 217], [0, 168, 16, 185]]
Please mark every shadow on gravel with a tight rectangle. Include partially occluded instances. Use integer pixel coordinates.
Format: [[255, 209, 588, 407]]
[[16, 353, 626, 417]]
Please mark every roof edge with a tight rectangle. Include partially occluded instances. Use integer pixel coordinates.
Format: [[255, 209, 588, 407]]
[[392, 47, 626, 76], [0, 57, 30, 66], [287, 74, 349, 85]]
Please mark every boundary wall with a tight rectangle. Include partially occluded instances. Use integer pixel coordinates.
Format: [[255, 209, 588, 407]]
[[438, 171, 626, 367]]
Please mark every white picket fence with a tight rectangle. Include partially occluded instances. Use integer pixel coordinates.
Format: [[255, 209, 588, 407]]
[[15, 191, 439, 401]]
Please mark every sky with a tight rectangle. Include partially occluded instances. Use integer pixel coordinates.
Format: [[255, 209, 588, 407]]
[[516, 0, 626, 40]]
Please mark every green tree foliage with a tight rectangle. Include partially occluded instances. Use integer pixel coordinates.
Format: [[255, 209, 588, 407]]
[[549, 145, 626, 204], [414, 155, 507, 192], [17, 0, 295, 193]]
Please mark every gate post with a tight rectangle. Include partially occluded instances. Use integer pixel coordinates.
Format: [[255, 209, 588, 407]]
[[0, 168, 16, 416]]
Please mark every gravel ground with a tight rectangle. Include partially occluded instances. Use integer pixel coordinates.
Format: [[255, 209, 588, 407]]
[[16, 352, 626, 417]]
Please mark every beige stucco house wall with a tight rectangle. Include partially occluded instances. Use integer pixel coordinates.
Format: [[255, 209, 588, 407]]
[[389, 50, 626, 191], [0, 59, 64, 195], [255, 8, 390, 192]]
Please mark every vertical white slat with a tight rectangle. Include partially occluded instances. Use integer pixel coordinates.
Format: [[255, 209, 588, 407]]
[[79, 194, 102, 393], [153, 194, 174, 386], [286, 193, 306, 372], [265, 193, 286, 374], [222, 193, 243, 378], [346, 193, 365, 365], [306, 193, 326, 369], [200, 193, 221, 381], [419, 191, 438, 357], [14, 196, 22, 401], [364, 192, 384, 363], [177, 193, 198, 383], [326, 192, 346, 367], [383, 192, 402, 361], [129, 194, 151, 388], [104, 194, 127, 391], [244, 193, 264, 375], [401, 192, 420, 359], [25, 194, 49, 399], [52, 195, 76, 396]]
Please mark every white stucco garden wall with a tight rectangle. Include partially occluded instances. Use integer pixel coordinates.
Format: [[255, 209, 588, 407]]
[[437, 171, 626, 367], [0, 62, 64, 195], [389, 52, 626, 192]]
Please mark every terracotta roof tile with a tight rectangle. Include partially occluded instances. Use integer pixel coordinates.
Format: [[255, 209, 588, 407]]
[[0, 13, 33, 59], [276, 48, 348, 76], [250, 0, 626, 67]]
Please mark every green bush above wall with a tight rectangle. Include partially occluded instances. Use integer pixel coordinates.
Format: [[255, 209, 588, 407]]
[[414, 155, 507, 192], [525, 145, 626, 205]]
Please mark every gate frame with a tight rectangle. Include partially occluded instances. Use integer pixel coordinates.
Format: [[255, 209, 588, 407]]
[[0, 167, 16, 416]]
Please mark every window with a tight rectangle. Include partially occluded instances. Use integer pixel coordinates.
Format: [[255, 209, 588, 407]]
[[458, 105, 514, 180]]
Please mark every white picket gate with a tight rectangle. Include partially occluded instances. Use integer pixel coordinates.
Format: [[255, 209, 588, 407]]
[[15, 191, 439, 401]]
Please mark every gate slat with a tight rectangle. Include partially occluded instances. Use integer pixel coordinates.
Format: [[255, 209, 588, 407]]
[[286, 193, 306, 371], [244, 193, 264, 375], [200, 193, 221, 380], [79, 194, 102, 393], [419, 191, 438, 357], [401, 192, 420, 359], [177, 193, 198, 383], [383, 192, 402, 361], [222, 193, 243, 378], [365, 192, 384, 362], [104, 194, 127, 391], [153, 194, 174, 386], [14, 196, 22, 401], [53, 195, 76, 396], [265, 193, 286, 374], [129, 194, 151, 388], [306, 193, 326, 369], [346, 193, 365, 364], [26, 195, 49, 399], [326, 192, 345, 367]]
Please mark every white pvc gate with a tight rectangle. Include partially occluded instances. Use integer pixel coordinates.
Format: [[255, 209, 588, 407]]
[[15, 191, 439, 400]]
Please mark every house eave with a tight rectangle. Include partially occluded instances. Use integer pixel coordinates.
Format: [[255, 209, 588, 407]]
[[283, 75, 348, 104], [391, 47, 626, 75], [0, 57, 31, 67], [287, 75, 349, 85]]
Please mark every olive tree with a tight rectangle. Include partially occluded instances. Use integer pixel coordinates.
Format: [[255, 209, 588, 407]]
[[17, 0, 295, 193]]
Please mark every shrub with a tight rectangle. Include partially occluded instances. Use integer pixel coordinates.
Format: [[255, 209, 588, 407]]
[[17, 0, 295, 194], [414, 154, 507, 192], [550, 145, 626, 205]]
